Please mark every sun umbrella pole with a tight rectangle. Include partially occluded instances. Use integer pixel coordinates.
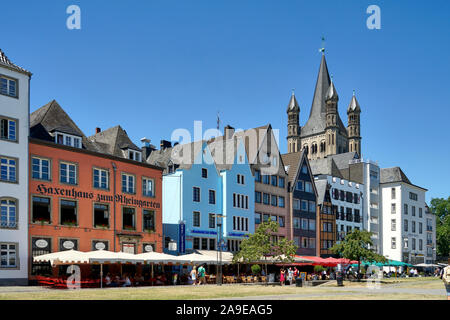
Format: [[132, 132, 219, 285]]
[[151, 263, 154, 286]]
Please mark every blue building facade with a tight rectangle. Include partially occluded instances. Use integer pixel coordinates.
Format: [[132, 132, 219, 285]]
[[162, 139, 254, 254]]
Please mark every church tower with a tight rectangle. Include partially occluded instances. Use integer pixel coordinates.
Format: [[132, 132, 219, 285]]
[[286, 90, 301, 153], [325, 77, 339, 156], [347, 91, 362, 156]]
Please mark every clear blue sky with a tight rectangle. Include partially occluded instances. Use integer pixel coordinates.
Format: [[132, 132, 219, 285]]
[[1, 0, 449, 202]]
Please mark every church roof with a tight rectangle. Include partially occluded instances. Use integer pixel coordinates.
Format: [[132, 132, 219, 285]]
[[347, 94, 361, 113], [300, 55, 346, 138], [0, 48, 32, 76], [286, 92, 300, 112], [309, 157, 344, 179], [325, 79, 338, 102]]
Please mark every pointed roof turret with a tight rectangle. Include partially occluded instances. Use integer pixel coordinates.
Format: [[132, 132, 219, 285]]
[[325, 76, 339, 102], [347, 91, 361, 113], [286, 89, 300, 113]]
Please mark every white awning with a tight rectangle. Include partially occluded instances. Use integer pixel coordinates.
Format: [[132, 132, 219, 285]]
[[33, 250, 89, 266]]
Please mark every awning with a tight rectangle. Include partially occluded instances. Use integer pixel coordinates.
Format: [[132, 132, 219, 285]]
[[33, 250, 89, 266]]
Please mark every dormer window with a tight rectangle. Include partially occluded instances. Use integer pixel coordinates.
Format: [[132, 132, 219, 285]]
[[54, 132, 82, 149], [128, 149, 141, 162]]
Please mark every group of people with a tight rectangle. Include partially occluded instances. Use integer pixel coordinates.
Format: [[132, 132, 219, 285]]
[[104, 273, 134, 287], [189, 265, 207, 285], [279, 267, 300, 285]]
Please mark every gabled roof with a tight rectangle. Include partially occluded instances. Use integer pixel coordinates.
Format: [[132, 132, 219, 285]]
[[300, 54, 346, 138], [0, 48, 32, 76], [30, 100, 85, 138], [309, 157, 344, 179], [328, 152, 359, 170], [281, 150, 305, 185], [380, 167, 412, 185], [88, 125, 141, 158], [314, 179, 330, 205]]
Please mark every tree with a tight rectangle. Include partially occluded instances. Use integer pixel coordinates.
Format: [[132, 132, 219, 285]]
[[430, 197, 450, 257], [233, 221, 298, 277], [330, 229, 386, 279]]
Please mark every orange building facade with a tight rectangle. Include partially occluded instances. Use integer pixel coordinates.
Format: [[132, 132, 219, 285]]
[[28, 138, 163, 279]]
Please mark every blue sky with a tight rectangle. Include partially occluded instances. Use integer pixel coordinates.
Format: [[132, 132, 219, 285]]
[[1, 0, 449, 202]]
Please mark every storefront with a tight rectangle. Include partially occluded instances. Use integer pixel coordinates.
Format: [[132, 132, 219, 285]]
[[29, 138, 163, 280]]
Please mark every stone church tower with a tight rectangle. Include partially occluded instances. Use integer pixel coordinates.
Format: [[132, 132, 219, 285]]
[[286, 53, 362, 160]]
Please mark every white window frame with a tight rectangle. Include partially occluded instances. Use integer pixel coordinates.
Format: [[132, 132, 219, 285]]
[[60, 162, 77, 185], [0, 156, 17, 182], [32, 157, 51, 181], [142, 177, 155, 197], [0, 242, 18, 269], [93, 168, 109, 190], [121, 173, 135, 194], [0, 117, 17, 141], [0, 76, 17, 98], [0, 198, 17, 229]]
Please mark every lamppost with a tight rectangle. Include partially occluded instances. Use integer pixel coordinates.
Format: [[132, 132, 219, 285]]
[[214, 214, 226, 286]]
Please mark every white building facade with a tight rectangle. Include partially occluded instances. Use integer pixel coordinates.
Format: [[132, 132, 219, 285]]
[[0, 49, 31, 285], [324, 175, 363, 242], [380, 167, 428, 265], [425, 204, 436, 264]]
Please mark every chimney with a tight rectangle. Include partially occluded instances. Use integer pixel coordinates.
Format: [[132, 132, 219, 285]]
[[224, 125, 235, 139], [160, 140, 172, 150], [141, 137, 154, 160], [96, 127, 101, 134]]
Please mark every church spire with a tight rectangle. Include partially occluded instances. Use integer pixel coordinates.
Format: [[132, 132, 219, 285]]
[[325, 75, 339, 102], [286, 89, 300, 112]]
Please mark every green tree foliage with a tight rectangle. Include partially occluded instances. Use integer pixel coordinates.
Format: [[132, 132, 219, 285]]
[[330, 229, 386, 274], [430, 197, 450, 257], [251, 264, 261, 275], [233, 221, 298, 265]]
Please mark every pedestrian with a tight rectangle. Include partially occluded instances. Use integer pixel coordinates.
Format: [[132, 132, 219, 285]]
[[190, 266, 197, 285], [198, 265, 206, 285], [280, 268, 285, 286], [287, 267, 293, 285], [442, 262, 450, 300], [173, 273, 178, 286]]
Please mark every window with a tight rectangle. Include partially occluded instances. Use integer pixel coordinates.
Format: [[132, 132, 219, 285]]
[[255, 213, 261, 225], [255, 170, 261, 183], [293, 199, 300, 210], [404, 204, 408, 215], [143, 210, 155, 232], [391, 203, 396, 214], [391, 219, 396, 231], [193, 238, 200, 250], [255, 191, 261, 203], [279, 177, 285, 188], [370, 170, 378, 180], [293, 218, 300, 229], [412, 238, 416, 250], [419, 208, 423, 218], [60, 200, 77, 226], [0, 199, 16, 229], [302, 237, 308, 248], [121, 173, 135, 194], [128, 149, 141, 162], [305, 181, 313, 193], [412, 206, 416, 217], [263, 214, 270, 222], [409, 192, 418, 201], [201, 168, 208, 178], [301, 200, 308, 211], [93, 204, 109, 229], [193, 212, 200, 227], [193, 187, 200, 202], [32, 196, 51, 224], [271, 195, 277, 206], [412, 221, 416, 233], [31, 237, 51, 275], [279, 216, 285, 227], [353, 193, 359, 204], [263, 193, 270, 205], [346, 192, 353, 203], [270, 215, 277, 223], [278, 196, 285, 208], [309, 201, 316, 213], [419, 239, 423, 251], [122, 207, 136, 230], [237, 174, 245, 185], [93, 168, 108, 189], [54, 132, 81, 149], [0, 117, 16, 141], [308, 238, 316, 249], [262, 175, 270, 184], [309, 219, 316, 231], [60, 162, 76, 185], [32, 158, 50, 181], [0, 76, 17, 97], [0, 243, 17, 268], [271, 175, 277, 186], [419, 222, 423, 234], [301, 218, 308, 230], [142, 177, 154, 197], [209, 190, 216, 204], [391, 237, 396, 249], [404, 219, 408, 232], [0, 157, 16, 182], [301, 165, 308, 174], [296, 180, 304, 191], [209, 214, 215, 229], [391, 188, 396, 199]]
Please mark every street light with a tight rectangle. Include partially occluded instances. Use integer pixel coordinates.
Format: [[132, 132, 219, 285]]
[[213, 214, 226, 286]]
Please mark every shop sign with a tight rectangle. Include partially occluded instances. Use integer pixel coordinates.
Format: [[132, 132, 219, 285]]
[[144, 245, 153, 252], [122, 243, 135, 254], [95, 242, 106, 250], [178, 223, 186, 254], [36, 239, 48, 248], [63, 240, 75, 250]]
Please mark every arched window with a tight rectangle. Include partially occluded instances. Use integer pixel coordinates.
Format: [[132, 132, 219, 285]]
[[1, 198, 17, 228]]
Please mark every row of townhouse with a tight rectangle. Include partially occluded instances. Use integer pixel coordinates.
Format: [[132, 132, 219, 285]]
[[0, 48, 437, 285]]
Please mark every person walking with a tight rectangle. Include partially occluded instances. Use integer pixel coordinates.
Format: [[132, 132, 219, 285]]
[[442, 262, 450, 300], [198, 265, 206, 285], [190, 266, 197, 285]]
